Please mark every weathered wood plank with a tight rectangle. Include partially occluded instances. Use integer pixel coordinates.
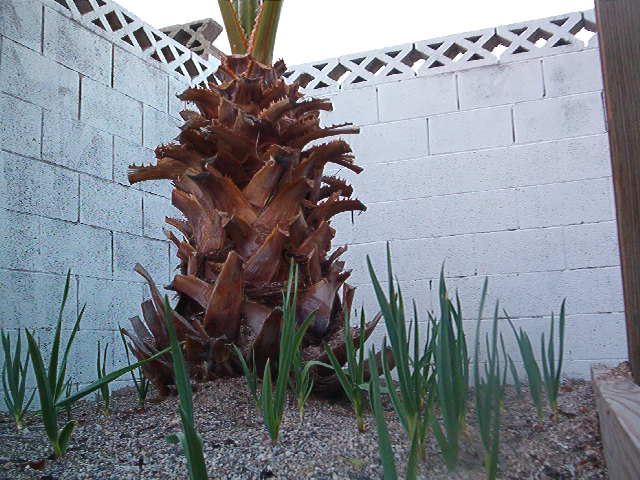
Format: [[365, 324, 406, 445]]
[[595, 0, 640, 383], [592, 363, 640, 479]]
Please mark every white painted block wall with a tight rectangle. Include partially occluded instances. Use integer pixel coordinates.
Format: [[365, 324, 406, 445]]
[[314, 45, 625, 379], [0, 0, 199, 390], [0, 0, 626, 392]]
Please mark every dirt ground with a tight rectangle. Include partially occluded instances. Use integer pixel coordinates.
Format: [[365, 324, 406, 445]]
[[0, 376, 606, 479]]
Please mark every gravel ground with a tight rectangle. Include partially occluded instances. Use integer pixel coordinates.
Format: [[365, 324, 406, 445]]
[[0, 377, 606, 479]]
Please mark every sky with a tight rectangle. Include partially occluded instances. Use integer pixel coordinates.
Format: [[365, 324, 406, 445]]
[[116, 0, 595, 66]]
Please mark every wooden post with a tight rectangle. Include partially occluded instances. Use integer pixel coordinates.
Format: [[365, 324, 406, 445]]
[[595, 0, 640, 384]]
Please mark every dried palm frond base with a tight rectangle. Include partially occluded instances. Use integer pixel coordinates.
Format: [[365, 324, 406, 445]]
[[121, 54, 387, 396], [0, 378, 606, 479]]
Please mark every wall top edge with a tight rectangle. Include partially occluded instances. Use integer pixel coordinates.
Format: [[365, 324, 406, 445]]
[[41, 0, 220, 86], [285, 9, 599, 94], [32, 1, 598, 94]]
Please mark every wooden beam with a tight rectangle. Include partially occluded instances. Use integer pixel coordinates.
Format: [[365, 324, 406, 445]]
[[592, 364, 640, 479], [596, 0, 640, 384]]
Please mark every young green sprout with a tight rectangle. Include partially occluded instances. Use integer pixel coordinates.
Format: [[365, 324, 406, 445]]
[[432, 269, 469, 471], [507, 313, 544, 421], [474, 280, 506, 480], [1, 330, 36, 430], [119, 328, 151, 411], [259, 262, 314, 444], [290, 346, 315, 422], [368, 345, 399, 480], [96, 340, 111, 416], [25, 270, 173, 458], [233, 346, 259, 410], [323, 308, 369, 433], [367, 244, 435, 477], [163, 296, 208, 480], [541, 300, 566, 423]]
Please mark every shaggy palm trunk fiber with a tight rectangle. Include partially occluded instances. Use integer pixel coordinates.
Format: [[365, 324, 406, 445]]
[[123, 54, 382, 396]]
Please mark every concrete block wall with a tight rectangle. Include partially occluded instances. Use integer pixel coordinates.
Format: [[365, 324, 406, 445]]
[[0, 0, 195, 389], [309, 29, 626, 378], [0, 0, 625, 392]]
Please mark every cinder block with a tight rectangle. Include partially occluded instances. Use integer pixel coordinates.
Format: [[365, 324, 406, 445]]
[[0, 0, 42, 51], [349, 118, 428, 165], [321, 86, 378, 127], [352, 198, 430, 244], [113, 46, 168, 111], [81, 76, 142, 143], [495, 312, 624, 366], [440, 267, 622, 320], [0, 210, 40, 270], [564, 221, 620, 269], [168, 75, 190, 119], [517, 177, 615, 228], [143, 192, 179, 240], [475, 228, 565, 275], [560, 266, 624, 314], [543, 49, 603, 97], [348, 161, 402, 204], [0, 94, 42, 157], [429, 106, 513, 154], [80, 175, 142, 234], [42, 110, 112, 179], [0, 38, 79, 116], [39, 217, 112, 277], [330, 212, 356, 246], [514, 92, 606, 143], [391, 234, 477, 280], [43, 8, 112, 85], [533, 267, 621, 317], [142, 105, 180, 149], [352, 134, 607, 205], [340, 241, 388, 286], [352, 188, 518, 244], [349, 280, 390, 324], [395, 279, 434, 317], [113, 137, 171, 197], [0, 270, 77, 329], [113, 232, 170, 284], [71, 329, 115, 383], [457, 60, 544, 109], [377, 73, 457, 122], [427, 188, 519, 237], [78, 277, 145, 331], [562, 313, 627, 360], [2, 151, 78, 221], [422, 134, 611, 198]]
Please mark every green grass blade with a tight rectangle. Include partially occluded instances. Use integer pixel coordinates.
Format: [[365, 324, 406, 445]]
[[49, 270, 72, 395], [56, 304, 85, 399], [368, 348, 398, 480], [25, 329, 59, 448], [58, 420, 76, 454]]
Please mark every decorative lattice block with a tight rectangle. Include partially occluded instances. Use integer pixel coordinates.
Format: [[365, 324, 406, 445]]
[[582, 10, 599, 48], [281, 58, 345, 93], [413, 28, 499, 76], [285, 10, 598, 94], [337, 43, 418, 89], [496, 12, 587, 62], [45, 0, 219, 86], [161, 18, 224, 61]]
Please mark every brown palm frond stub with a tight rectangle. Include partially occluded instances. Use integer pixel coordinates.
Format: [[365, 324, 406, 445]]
[[122, 54, 381, 396]]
